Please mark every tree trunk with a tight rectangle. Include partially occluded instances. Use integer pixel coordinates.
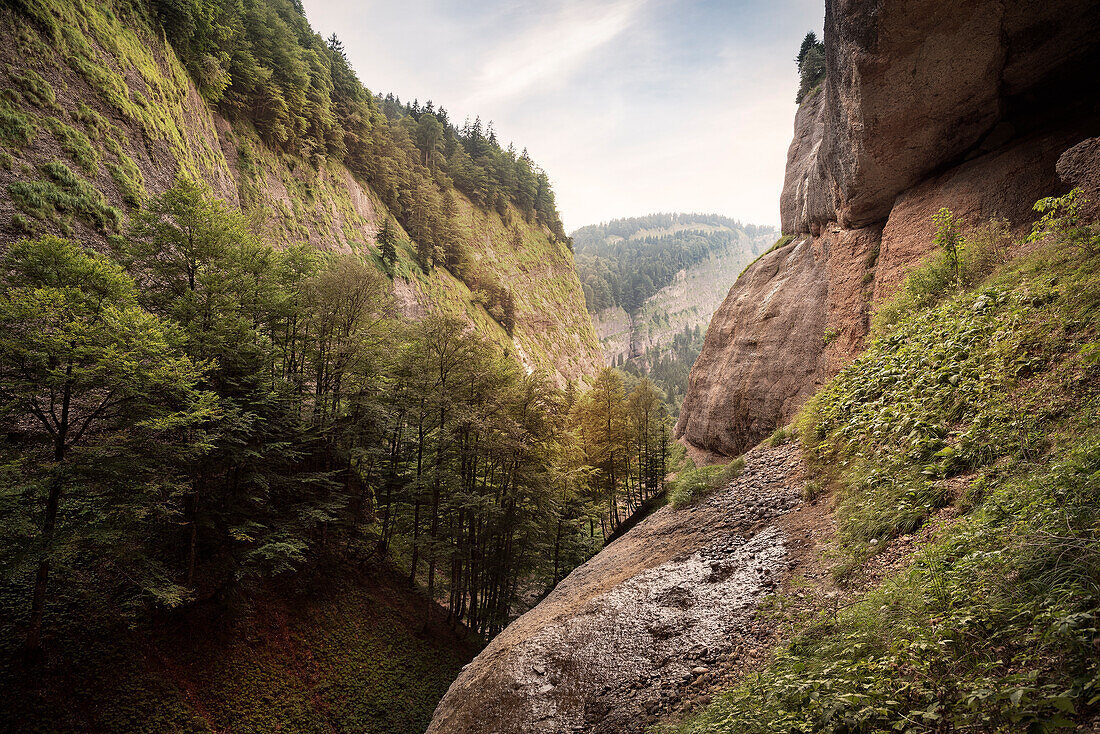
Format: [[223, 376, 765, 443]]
[[26, 372, 71, 656]]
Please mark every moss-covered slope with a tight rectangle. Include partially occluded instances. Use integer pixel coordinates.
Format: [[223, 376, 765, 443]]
[[0, 0, 601, 383]]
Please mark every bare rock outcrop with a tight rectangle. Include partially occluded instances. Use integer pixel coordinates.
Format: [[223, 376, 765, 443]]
[[1057, 137, 1100, 220], [677, 0, 1100, 458], [675, 238, 826, 457]]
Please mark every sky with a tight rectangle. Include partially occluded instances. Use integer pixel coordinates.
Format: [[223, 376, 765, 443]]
[[301, 0, 824, 232]]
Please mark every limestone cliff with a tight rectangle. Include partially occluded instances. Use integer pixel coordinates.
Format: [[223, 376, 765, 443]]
[[678, 0, 1100, 458]]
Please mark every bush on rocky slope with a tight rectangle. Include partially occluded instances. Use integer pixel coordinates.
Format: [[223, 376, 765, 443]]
[[672, 201, 1100, 733]]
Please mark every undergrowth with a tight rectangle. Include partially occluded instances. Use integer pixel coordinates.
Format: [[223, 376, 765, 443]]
[[670, 195, 1100, 733], [669, 456, 746, 507], [8, 160, 121, 231], [44, 116, 99, 173], [0, 571, 471, 733], [0, 96, 35, 147]]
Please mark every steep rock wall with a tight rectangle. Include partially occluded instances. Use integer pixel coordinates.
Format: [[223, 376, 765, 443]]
[[678, 0, 1100, 457]]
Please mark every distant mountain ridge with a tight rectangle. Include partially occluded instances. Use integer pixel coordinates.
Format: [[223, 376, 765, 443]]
[[573, 213, 775, 314]]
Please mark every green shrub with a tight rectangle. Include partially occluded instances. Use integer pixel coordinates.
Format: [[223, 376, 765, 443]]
[[9, 68, 60, 110], [68, 52, 132, 118], [766, 426, 792, 447], [8, 160, 121, 232], [71, 101, 109, 137], [0, 97, 35, 147], [1029, 188, 1100, 255], [872, 213, 1013, 334], [105, 135, 146, 206], [669, 457, 745, 507], [45, 117, 99, 173], [108, 163, 144, 207], [801, 477, 826, 502], [11, 212, 35, 235]]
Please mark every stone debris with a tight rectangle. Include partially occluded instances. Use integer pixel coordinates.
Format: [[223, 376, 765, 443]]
[[427, 442, 807, 734]]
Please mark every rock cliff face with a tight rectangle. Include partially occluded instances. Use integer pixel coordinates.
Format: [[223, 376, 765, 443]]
[[678, 0, 1100, 458]]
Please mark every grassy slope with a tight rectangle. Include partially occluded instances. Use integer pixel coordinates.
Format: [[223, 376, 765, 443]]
[[0, 566, 475, 733], [673, 227, 1100, 731], [0, 0, 601, 384]]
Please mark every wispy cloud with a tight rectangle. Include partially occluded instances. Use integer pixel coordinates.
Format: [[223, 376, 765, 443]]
[[465, 0, 646, 107]]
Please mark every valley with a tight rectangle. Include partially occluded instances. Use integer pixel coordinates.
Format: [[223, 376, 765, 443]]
[[575, 214, 776, 410], [2, 0, 1099, 733]]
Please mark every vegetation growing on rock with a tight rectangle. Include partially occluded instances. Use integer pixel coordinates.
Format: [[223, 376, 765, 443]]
[[674, 198, 1100, 733]]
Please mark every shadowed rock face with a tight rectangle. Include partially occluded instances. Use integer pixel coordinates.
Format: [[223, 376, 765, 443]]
[[678, 0, 1100, 458]]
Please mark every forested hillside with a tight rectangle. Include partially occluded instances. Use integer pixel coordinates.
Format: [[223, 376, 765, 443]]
[[0, 0, 601, 382], [572, 214, 775, 411], [574, 213, 772, 314], [0, 0, 645, 730]]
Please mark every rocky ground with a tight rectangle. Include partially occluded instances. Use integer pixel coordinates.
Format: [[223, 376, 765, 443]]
[[426, 441, 838, 734]]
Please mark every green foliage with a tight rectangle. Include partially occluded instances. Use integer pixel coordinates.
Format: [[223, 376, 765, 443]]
[[933, 206, 964, 286], [377, 217, 398, 264], [0, 236, 216, 648], [0, 573, 471, 733], [872, 215, 1011, 334], [680, 207, 1100, 733], [0, 177, 603, 672], [570, 369, 675, 544], [140, 0, 569, 243], [9, 67, 60, 110], [669, 457, 745, 507], [7, 160, 122, 231], [44, 116, 99, 173], [766, 426, 792, 447], [0, 97, 36, 147], [795, 31, 826, 103], [11, 212, 35, 235], [67, 51, 133, 117], [71, 100, 109, 137], [104, 135, 146, 206], [1029, 188, 1100, 255], [678, 430, 1100, 734]]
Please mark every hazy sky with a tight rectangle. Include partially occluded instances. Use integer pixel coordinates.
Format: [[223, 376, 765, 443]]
[[301, 0, 823, 231]]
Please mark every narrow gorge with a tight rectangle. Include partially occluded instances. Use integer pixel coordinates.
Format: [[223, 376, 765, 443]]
[[428, 0, 1100, 731], [3, 0, 1100, 732]]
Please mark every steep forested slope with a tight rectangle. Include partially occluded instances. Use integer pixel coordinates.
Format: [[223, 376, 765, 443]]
[[0, 0, 614, 730], [0, 0, 600, 382]]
